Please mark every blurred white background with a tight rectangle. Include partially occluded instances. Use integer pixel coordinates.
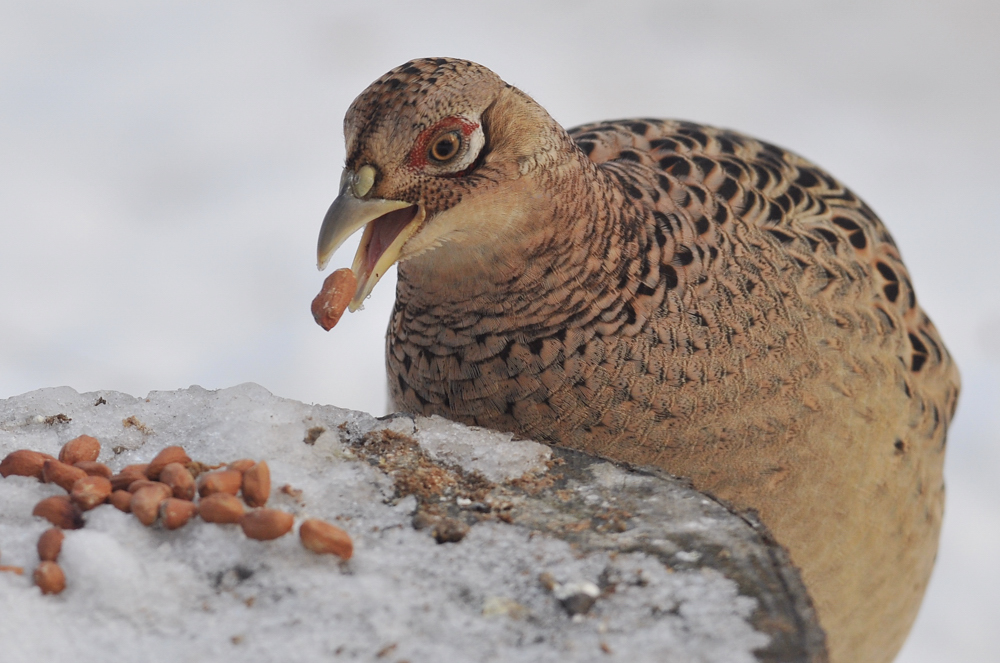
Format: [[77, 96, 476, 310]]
[[1, 1, 996, 659]]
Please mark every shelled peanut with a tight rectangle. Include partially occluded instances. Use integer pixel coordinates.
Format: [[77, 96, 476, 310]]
[[71, 476, 112, 511], [242, 461, 270, 508], [198, 470, 243, 497], [34, 561, 66, 594], [0, 450, 56, 480], [42, 459, 87, 492], [146, 446, 191, 480], [198, 493, 245, 523], [241, 508, 294, 540], [161, 498, 197, 530], [311, 268, 357, 331], [159, 463, 195, 500], [58, 435, 100, 465], [299, 519, 353, 560], [37, 529, 64, 562]]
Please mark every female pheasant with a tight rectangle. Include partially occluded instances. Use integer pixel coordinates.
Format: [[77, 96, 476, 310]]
[[315, 58, 959, 663]]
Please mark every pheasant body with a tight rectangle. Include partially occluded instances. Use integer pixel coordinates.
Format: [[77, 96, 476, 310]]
[[318, 59, 959, 663]]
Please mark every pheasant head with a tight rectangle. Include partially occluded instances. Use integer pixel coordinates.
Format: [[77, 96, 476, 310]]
[[317, 58, 584, 309]]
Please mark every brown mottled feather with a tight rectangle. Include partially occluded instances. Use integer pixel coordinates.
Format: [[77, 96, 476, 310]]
[[331, 59, 960, 663]]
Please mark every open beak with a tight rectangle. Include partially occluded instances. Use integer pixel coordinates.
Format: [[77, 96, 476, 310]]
[[317, 169, 424, 311]]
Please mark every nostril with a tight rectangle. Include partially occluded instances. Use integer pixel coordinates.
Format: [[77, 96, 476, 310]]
[[355, 165, 376, 198]]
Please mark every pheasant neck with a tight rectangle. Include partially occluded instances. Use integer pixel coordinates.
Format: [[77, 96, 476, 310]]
[[396, 145, 638, 336]]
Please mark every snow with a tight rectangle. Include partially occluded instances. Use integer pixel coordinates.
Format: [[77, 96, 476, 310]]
[[0, 384, 768, 663]]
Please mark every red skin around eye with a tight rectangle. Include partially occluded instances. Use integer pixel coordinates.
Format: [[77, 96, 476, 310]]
[[407, 116, 480, 169]]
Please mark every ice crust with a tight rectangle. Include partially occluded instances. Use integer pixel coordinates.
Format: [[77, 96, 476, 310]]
[[412, 414, 551, 482], [0, 384, 767, 662]]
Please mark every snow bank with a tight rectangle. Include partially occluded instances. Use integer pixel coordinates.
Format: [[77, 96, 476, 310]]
[[0, 384, 816, 662]]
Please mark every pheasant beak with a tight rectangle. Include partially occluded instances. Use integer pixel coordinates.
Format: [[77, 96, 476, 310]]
[[317, 167, 424, 311]]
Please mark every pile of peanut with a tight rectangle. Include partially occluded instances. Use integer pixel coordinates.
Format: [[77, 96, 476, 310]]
[[1, 435, 353, 595]]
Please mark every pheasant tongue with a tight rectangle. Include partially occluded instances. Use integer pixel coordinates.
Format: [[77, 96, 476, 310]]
[[362, 205, 419, 278], [347, 204, 422, 310]]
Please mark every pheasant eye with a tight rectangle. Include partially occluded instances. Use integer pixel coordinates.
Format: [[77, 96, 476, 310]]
[[429, 131, 462, 162]]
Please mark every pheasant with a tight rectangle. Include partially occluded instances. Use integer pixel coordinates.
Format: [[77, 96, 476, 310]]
[[315, 58, 959, 663]]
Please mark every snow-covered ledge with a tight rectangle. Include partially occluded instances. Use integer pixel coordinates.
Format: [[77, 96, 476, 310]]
[[0, 384, 825, 662]]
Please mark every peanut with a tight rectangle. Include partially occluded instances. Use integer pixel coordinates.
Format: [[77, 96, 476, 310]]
[[32, 495, 84, 529], [159, 463, 196, 500], [240, 508, 294, 541], [42, 459, 89, 492], [73, 461, 112, 479], [58, 435, 101, 465], [242, 461, 271, 508], [33, 561, 66, 594], [110, 465, 149, 491], [37, 528, 65, 562], [1, 449, 57, 479], [128, 479, 171, 494], [131, 485, 170, 526], [299, 518, 353, 560], [146, 446, 191, 480], [311, 268, 357, 331], [198, 470, 243, 497], [228, 459, 256, 473], [109, 490, 133, 512], [70, 476, 112, 511], [160, 498, 198, 530], [198, 493, 245, 524]]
